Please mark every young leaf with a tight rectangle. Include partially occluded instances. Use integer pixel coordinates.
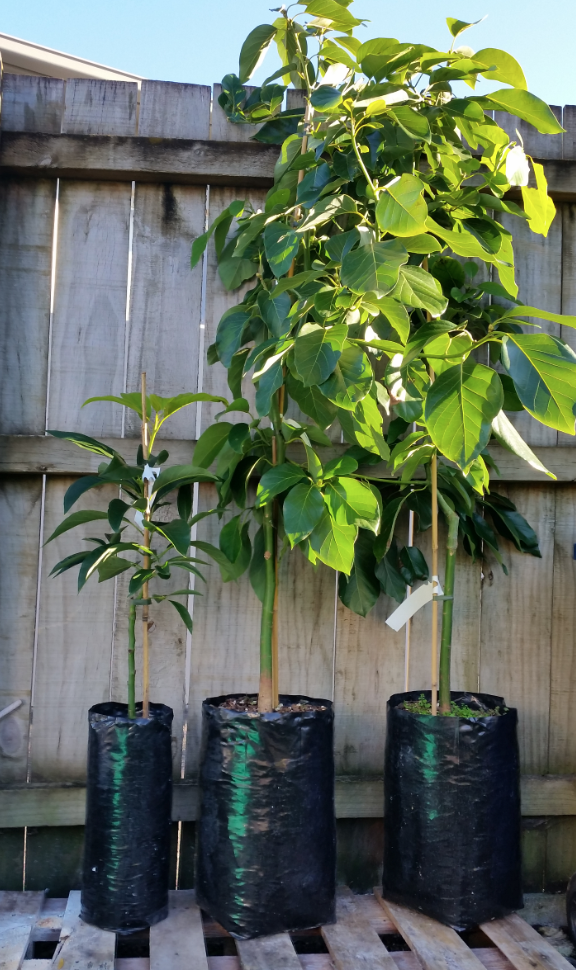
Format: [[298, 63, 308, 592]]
[[169, 599, 194, 634], [45, 510, 109, 544]]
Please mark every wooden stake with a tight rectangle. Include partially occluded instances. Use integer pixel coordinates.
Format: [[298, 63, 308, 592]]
[[404, 509, 415, 693], [141, 372, 150, 720], [431, 450, 439, 716]]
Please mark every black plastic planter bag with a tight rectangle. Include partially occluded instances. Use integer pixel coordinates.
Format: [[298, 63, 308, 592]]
[[81, 702, 173, 933], [196, 694, 336, 939], [383, 690, 522, 930]]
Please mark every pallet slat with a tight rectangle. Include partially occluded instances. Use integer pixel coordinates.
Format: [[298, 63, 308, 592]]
[[149, 890, 208, 970], [376, 892, 487, 970], [321, 889, 397, 969], [480, 913, 574, 970], [51, 890, 115, 970], [236, 934, 302, 970], [0, 891, 45, 970]]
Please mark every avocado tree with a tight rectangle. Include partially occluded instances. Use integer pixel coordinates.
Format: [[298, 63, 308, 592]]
[[192, 0, 576, 714]]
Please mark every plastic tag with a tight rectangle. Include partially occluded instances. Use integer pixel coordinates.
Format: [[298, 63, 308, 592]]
[[385, 579, 444, 632]]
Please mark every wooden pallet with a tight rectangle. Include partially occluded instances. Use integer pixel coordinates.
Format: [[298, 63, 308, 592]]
[[0, 886, 572, 970]]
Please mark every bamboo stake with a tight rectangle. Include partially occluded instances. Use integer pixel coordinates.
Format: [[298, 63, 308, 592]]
[[430, 449, 439, 716], [404, 509, 415, 693], [141, 372, 150, 720]]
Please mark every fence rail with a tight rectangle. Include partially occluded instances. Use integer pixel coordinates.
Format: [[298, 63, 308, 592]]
[[1, 72, 576, 892]]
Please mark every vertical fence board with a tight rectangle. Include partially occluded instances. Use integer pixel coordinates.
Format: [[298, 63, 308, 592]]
[[563, 106, 576, 159], [124, 183, 206, 440], [211, 84, 261, 141], [0, 179, 55, 435], [47, 181, 131, 437], [501, 212, 562, 446], [479, 484, 555, 773], [138, 81, 210, 139], [559, 203, 576, 444], [548, 485, 576, 773], [0, 478, 42, 782], [30, 479, 117, 782], [62, 79, 138, 136], [494, 107, 563, 158], [277, 557, 335, 701], [1, 74, 64, 133], [185, 484, 261, 777], [199, 186, 266, 435]]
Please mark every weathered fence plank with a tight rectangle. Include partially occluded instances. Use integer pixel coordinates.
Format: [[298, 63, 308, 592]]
[[124, 183, 206, 440], [46, 180, 131, 437], [277, 556, 336, 701], [138, 80, 211, 140], [211, 83, 261, 142], [0, 179, 55, 435], [559, 202, 576, 444], [564, 106, 576, 160], [62, 79, 138, 136], [494, 108, 563, 159], [1, 74, 64, 134], [0, 479, 42, 783]]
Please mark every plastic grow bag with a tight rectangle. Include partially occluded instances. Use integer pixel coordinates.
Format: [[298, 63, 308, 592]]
[[383, 690, 522, 930], [81, 702, 173, 933], [196, 694, 336, 939]]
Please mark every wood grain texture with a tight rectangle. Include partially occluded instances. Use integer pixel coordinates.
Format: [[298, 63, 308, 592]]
[[1, 74, 64, 133], [501, 211, 563, 446], [198, 186, 267, 435], [47, 180, 131, 437], [480, 913, 574, 970], [564, 106, 576, 160], [544, 817, 576, 893], [53, 890, 115, 970], [0, 891, 45, 970], [138, 81, 211, 139], [0, 132, 280, 187], [236, 933, 301, 970], [124, 183, 206, 440], [0, 179, 55, 434], [149, 890, 208, 970], [211, 85, 261, 143], [559, 204, 576, 444], [494, 108, 563, 160], [0, 479, 42, 782], [62, 79, 138, 136], [548, 486, 576, 773], [321, 889, 397, 970], [480, 485, 556, 774], [30, 478, 117, 782], [377, 893, 487, 970]]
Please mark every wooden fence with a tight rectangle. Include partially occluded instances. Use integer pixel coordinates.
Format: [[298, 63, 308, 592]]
[[1, 72, 576, 893]]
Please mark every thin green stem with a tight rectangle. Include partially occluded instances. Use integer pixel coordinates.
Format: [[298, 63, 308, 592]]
[[259, 503, 276, 712], [437, 492, 459, 715], [128, 602, 136, 719], [349, 113, 377, 194]]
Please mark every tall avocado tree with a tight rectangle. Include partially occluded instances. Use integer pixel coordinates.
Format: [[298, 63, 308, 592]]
[[193, 0, 576, 714]]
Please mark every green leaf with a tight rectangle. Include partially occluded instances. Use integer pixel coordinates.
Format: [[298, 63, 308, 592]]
[[364, 295, 410, 344], [484, 90, 564, 135], [78, 546, 115, 591], [311, 86, 342, 110], [169, 599, 193, 634], [297, 162, 332, 208], [239, 24, 276, 81], [285, 372, 337, 429], [108, 498, 129, 532], [492, 410, 555, 479], [521, 161, 556, 237], [256, 463, 306, 506], [392, 265, 448, 317], [264, 223, 299, 277], [190, 201, 245, 269], [177, 485, 193, 522], [152, 463, 218, 501], [50, 551, 91, 577], [401, 233, 442, 255], [283, 482, 325, 545], [258, 290, 292, 338], [228, 423, 251, 454], [318, 344, 373, 410], [341, 239, 408, 296], [322, 454, 359, 480], [47, 430, 119, 460], [220, 514, 243, 562], [376, 174, 428, 237], [503, 305, 576, 330], [484, 495, 541, 557], [153, 519, 191, 556], [216, 309, 251, 367], [63, 476, 105, 514], [446, 16, 485, 39], [338, 529, 380, 617], [293, 323, 347, 386], [218, 256, 257, 291], [399, 545, 429, 584], [228, 349, 250, 400], [389, 106, 431, 143], [373, 494, 407, 560], [304, 0, 362, 28], [501, 333, 576, 434], [45, 510, 109, 544], [374, 541, 406, 602], [255, 360, 283, 417], [97, 556, 133, 582], [425, 360, 504, 470], [475, 48, 527, 89], [309, 511, 356, 575], [325, 477, 381, 532], [193, 423, 234, 468], [298, 194, 357, 232], [338, 395, 390, 459]]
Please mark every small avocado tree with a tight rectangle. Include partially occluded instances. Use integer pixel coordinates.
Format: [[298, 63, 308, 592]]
[[192, 0, 576, 714]]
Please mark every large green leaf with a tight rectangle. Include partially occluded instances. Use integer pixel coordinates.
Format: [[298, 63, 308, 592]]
[[298, 195, 358, 232], [193, 423, 234, 468], [264, 223, 299, 277], [374, 541, 406, 602], [338, 395, 389, 459], [310, 86, 342, 111], [152, 464, 218, 500], [45, 509, 108, 544], [363, 295, 410, 344], [503, 305, 576, 330], [152, 519, 191, 556], [319, 344, 373, 409], [341, 239, 408, 295], [216, 309, 250, 367], [338, 530, 380, 617], [324, 477, 381, 532], [304, 0, 362, 28], [309, 511, 356, 575], [63, 475, 105, 514], [255, 359, 283, 418], [375, 174, 428, 236], [425, 360, 504, 470], [392, 265, 448, 317], [255, 463, 306, 506], [501, 333, 576, 434], [475, 48, 527, 89], [239, 24, 276, 81], [293, 323, 347, 387], [258, 290, 292, 338], [521, 161, 556, 238], [492, 410, 555, 479], [283, 482, 325, 545], [285, 372, 337, 429], [48, 430, 119, 460], [484, 89, 564, 134]]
